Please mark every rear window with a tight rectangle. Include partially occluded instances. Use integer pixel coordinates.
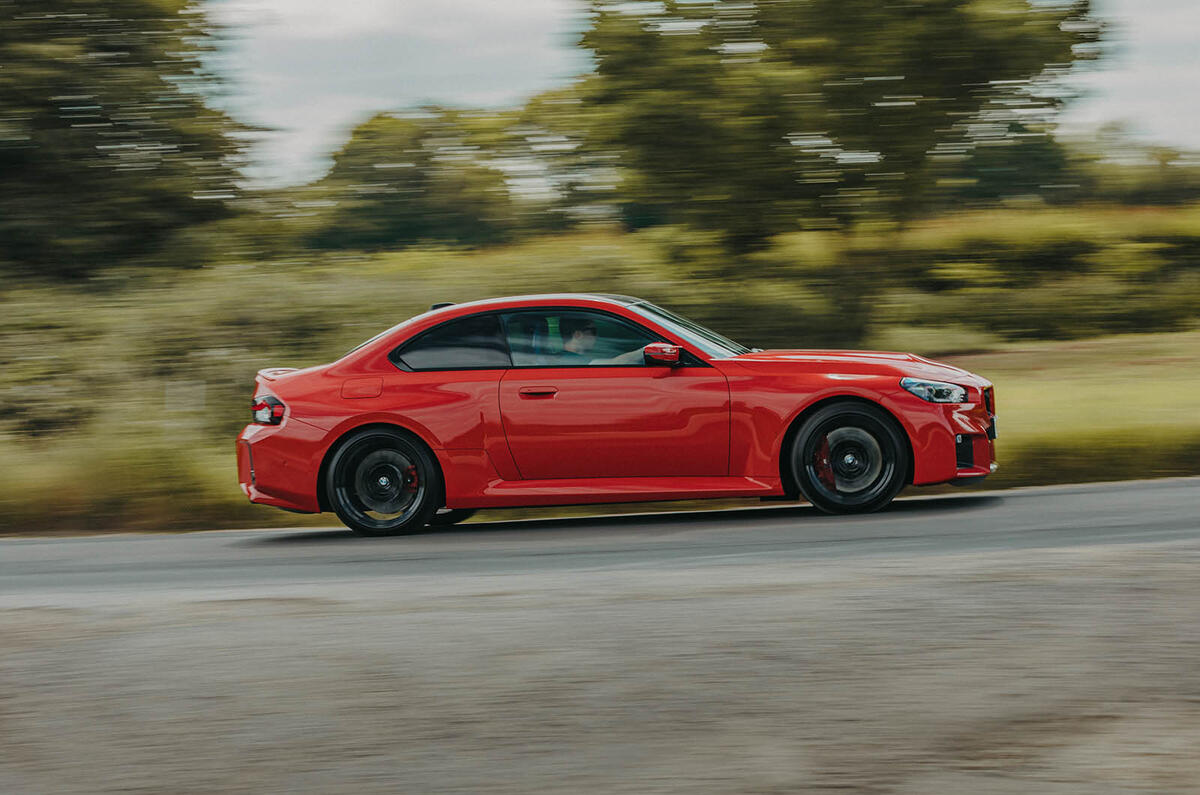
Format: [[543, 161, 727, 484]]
[[390, 314, 511, 371]]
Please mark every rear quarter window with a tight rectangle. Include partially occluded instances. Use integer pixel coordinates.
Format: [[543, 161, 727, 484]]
[[390, 314, 511, 371]]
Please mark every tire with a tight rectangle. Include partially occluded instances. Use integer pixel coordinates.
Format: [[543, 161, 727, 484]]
[[428, 508, 477, 527], [790, 401, 909, 514], [326, 428, 442, 536]]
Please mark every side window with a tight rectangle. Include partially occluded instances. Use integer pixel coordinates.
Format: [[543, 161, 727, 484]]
[[502, 310, 659, 367], [391, 314, 511, 371]]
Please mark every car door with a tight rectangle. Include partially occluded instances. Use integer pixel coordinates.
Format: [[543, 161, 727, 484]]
[[497, 308, 730, 479]]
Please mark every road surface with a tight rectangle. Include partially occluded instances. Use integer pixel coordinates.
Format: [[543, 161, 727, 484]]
[[2, 478, 1199, 793], [3, 478, 1197, 597]]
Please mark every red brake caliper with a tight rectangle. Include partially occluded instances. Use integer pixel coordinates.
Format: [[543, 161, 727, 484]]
[[403, 465, 419, 492], [814, 435, 836, 490]]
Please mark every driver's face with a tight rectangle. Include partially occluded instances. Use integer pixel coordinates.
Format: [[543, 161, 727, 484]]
[[573, 325, 597, 352]]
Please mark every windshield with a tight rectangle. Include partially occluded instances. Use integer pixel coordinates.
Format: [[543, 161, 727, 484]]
[[630, 302, 751, 358]]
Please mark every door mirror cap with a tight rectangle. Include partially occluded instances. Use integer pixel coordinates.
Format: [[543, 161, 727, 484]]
[[643, 342, 682, 366]]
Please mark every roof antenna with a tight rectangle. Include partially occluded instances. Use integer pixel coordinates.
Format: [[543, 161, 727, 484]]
[[430, 302, 455, 310]]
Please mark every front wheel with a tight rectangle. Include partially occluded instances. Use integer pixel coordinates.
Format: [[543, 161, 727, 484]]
[[790, 402, 909, 514], [326, 428, 441, 536]]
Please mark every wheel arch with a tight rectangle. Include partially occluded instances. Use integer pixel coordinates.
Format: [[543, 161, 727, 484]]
[[316, 421, 446, 513], [777, 395, 915, 497]]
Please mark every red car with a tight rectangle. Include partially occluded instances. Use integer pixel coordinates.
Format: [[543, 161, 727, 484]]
[[238, 294, 996, 536]]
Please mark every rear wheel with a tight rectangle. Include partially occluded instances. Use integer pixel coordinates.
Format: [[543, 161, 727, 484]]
[[428, 508, 477, 527], [790, 402, 909, 514], [326, 428, 441, 536]]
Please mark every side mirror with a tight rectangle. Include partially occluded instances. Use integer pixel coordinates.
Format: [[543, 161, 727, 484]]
[[643, 342, 682, 366]]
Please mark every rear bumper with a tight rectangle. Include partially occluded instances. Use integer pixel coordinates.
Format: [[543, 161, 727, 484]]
[[237, 420, 325, 514]]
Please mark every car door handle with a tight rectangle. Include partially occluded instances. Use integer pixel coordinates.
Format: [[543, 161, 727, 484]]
[[518, 386, 558, 398]]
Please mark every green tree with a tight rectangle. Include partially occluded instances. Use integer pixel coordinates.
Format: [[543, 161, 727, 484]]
[[584, 5, 821, 250], [0, 0, 245, 278], [307, 109, 519, 250], [584, 0, 1101, 248], [937, 122, 1073, 205]]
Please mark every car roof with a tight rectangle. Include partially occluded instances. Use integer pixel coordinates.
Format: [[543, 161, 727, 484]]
[[431, 293, 644, 312]]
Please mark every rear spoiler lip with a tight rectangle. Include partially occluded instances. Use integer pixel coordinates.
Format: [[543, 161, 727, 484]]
[[256, 367, 300, 382]]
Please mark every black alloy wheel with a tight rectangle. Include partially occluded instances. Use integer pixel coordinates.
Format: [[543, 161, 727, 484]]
[[326, 428, 441, 536], [790, 402, 909, 514], [428, 508, 477, 527]]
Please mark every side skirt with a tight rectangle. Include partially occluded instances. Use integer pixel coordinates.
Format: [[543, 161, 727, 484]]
[[450, 476, 785, 509]]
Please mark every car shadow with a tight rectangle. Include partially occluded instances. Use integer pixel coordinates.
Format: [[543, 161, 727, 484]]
[[240, 492, 1004, 546]]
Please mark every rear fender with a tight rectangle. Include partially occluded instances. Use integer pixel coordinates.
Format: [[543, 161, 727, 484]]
[[314, 416, 447, 512]]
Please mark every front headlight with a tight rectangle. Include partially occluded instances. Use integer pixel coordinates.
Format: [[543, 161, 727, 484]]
[[900, 377, 967, 403]]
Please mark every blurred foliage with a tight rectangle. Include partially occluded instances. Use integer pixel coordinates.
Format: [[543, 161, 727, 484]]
[[304, 109, 520, 249], [249, 0, 1115, 256], [932, 124, 1200, 209], [0, 0, 245, 278], [1, 205, 1198, 454], [2, 0, 1195, 280], [583, 0, 1100, 248], [934, 122, 1073, 204]]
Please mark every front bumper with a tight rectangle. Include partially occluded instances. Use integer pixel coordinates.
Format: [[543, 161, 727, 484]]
[[950, 427, 997, 482], [894, 383, 997, 486], [948, 384, 997, 481]]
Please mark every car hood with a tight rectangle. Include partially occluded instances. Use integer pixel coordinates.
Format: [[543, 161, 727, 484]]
[[726, 349, 989, 386]]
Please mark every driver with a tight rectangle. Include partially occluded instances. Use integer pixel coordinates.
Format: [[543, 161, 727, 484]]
[[558, 316, 650, 365], [558, 317, 597, 363]]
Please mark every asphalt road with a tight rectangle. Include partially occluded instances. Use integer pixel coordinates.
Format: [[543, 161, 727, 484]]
[[4, 478, 1200, 793], [2, 478, 1197, 600]]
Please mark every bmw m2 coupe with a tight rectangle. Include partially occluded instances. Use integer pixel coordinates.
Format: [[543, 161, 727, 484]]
[[238, 294, 997, 535]]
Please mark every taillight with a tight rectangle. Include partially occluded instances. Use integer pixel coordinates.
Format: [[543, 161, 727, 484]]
[[252, 395, 285, 425]]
